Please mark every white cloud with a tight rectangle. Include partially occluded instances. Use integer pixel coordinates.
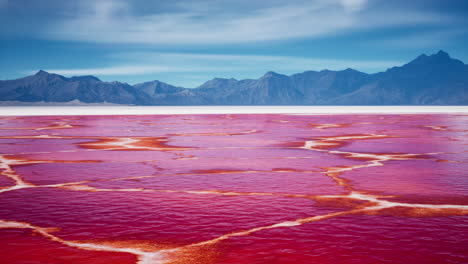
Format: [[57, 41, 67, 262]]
[[340, 0, 367, 12], [33, 52, 403, 78], [29, 64, 240, 76], [41, 0, 452, 45], [116, 52, 404, 71], [372, 29, 468, 48], [37, 65, 173, 76], [46, 1, 345, 44]]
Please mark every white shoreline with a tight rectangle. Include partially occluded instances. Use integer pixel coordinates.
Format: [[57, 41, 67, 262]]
[[0, 106, 467, 116]]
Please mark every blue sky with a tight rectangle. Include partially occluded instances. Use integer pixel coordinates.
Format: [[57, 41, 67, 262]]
[[1, 0, 467, 87]]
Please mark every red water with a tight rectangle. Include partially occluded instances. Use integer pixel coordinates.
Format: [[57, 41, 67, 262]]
[[0, 114, 467, 264]]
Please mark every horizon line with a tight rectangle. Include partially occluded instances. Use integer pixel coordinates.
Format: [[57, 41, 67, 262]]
[[0, 106, 467, 116]]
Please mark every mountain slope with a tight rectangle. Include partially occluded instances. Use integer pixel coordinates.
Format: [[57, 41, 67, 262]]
[[0, 70, 149, 105], [1, 51, 467, 105], [329, 51, 468, 105]]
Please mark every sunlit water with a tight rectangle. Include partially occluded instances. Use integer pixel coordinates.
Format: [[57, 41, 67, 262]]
[[0, 114, 467, 264]]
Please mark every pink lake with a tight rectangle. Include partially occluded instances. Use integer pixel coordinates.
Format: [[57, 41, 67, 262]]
[[0, 114, 467, 264]]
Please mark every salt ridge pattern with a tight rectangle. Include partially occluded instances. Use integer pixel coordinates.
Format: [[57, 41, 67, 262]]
[[0, 114, 467, 263]]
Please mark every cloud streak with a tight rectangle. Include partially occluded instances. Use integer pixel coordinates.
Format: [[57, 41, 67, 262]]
[[373, 28, 468, 48], [29, 52, 404, 78], [33, 66, 174, 76], [42, 0, 457, 45], [117, 52, 404, 71], [27, 65, 239, 76]]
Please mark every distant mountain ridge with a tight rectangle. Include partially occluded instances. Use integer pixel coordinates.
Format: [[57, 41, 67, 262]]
[[1, 50, 467, 105]]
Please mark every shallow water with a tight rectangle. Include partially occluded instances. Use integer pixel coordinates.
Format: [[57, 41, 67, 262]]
[[0, 114, 467, 263]]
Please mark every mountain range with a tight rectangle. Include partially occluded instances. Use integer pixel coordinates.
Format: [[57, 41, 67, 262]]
[[1, 50, 467, 105]]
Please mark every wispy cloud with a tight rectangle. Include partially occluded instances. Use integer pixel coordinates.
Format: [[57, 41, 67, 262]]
[[28, 52, 404, 78], [42, 0, 456, 45], [115, 52, 404, 72], [372, 28, 468, 48], [339, 0, 367, 12], [27, 64, 239, 76], [31, 66, 173, 76]]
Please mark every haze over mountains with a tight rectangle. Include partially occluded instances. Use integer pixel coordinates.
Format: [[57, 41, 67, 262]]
[[1, 51, 467, 105]]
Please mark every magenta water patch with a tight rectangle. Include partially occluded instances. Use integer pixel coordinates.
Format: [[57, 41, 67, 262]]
[[0, 114, 467, 264]]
